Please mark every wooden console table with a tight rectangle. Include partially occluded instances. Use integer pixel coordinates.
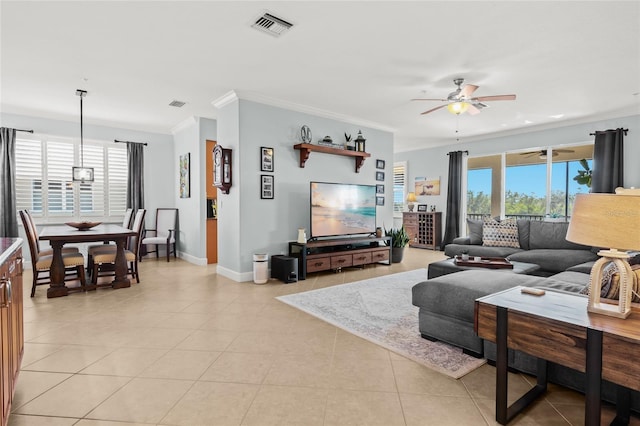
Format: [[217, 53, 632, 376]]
[[475, 286, 640, 425]]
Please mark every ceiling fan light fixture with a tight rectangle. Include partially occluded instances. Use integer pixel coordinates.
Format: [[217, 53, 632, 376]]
[[447, 101, 469, 115]]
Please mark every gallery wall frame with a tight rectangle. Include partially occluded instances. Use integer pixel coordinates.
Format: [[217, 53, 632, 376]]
[[261, 146, 274, 172], [261, 174, 274, 199], [179, 153, 190, 198]]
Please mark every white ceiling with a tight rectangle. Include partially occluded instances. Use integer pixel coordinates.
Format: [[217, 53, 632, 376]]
[[2, 1, 639, 152]]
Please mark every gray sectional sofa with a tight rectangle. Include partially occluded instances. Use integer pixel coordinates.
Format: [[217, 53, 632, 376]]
[[444, 219, 599, 275], [413, 218, 639, 411]]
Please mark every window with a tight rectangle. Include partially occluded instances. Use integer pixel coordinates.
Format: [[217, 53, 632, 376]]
[[15, 135, 128, 222], [467, 168, 492, 218], [393, 161, 407, 214]]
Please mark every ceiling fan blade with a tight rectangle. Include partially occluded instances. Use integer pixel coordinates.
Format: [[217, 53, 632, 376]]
[[411, 98, 448, 102], [420, 104, 447, 115], [460, 84, 479, 98], [554, 149, 575, 153], [466, 104, 481, 115], [472, 94, 516, 102]]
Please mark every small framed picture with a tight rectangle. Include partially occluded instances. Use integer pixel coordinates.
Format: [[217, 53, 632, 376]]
[[375, 171, 385, 181], [260, 147, 274, 172], [417, 204, 428, 212], [376, 159, 385, 169], [376, 196, 384, 206], [260, 175, 274, 199], [376, 184, 384, 194]]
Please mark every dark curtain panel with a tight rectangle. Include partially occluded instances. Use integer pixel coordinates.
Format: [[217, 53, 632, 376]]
[[441, 150, 464, 248], [0, 128, 18, 237], [126, 142, 145, 212], [591, 128, 624, 193]]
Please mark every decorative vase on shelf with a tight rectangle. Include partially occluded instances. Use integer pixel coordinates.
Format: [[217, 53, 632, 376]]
[[297, 228, 307, 244]]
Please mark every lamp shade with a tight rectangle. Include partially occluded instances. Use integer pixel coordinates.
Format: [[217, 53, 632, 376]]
[[566, 193, 640, 251], [406, 192, 417, 203]]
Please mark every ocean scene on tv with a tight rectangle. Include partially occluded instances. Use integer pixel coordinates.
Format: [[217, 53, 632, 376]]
[[311, 182, 376, 237]]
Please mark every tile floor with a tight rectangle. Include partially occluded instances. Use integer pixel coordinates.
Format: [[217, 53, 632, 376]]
[[10, 248, 639, 425]]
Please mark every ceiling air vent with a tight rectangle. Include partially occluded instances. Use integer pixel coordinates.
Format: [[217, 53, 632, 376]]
[[169, 100, 186, 108], [251, 12, 293, 37]]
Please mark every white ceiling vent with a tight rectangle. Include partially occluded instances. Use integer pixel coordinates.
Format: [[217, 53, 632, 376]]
[[251, 12, 293, 37], [169, 100, 186, 108]]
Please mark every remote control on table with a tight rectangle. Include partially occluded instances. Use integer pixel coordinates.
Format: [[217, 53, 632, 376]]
[[521, 287, 545, 296]]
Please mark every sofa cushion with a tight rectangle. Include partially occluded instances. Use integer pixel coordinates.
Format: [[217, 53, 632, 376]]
[[566, 261, 595, 274], [529, 221, 591, 250], [483, 218, 520, 248], [516, 219, 531, 250], [467, 219, 484, 245], [508, 249, 598, 273]]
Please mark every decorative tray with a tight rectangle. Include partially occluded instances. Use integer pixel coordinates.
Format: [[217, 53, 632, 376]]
[[454, 256, 513, 269], [65, 221, 102, 231]]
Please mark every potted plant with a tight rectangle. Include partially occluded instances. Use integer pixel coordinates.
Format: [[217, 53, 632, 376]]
[[384, 226, 410, 263], [573, 158, 592, 189]]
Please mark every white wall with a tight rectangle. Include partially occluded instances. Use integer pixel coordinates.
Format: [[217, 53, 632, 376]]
[[394, 114, 640, 233], [171, 117, 217, 264], [216, 99, 394, 281]]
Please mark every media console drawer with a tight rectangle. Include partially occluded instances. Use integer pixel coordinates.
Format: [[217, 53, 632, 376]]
[[330, 254, 353, 269], [371, 248, 390, 262], [306, 256, 331, 273], [352, 252, 372, 265]]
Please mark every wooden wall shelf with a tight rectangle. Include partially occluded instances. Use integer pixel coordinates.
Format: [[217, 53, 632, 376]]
[[293, 143, 371, 173]]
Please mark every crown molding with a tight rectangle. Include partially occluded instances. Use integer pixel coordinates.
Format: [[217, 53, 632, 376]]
[[170, 116, 198, 135], [211, 90, 395, 133]]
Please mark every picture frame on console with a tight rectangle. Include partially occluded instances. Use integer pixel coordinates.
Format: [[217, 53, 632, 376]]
[[260, 175, 274, 199], [417, 204, 428, 212]]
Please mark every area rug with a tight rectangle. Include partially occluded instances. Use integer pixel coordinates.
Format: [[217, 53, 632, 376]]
[[276, 269, 486, 379]]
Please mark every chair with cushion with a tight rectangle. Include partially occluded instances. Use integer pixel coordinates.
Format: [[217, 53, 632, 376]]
[[19, 210, 86, 297], [87, 208, 133, 274], [92, 209, 146, 284], [22, 209, 80, 256], [140, 208, 178, 262]]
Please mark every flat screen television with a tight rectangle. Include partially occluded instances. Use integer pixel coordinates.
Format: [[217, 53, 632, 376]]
[[310, 181, 377, 239]]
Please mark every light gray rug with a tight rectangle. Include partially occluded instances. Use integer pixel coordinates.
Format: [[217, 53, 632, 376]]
[[277, 269, 486, 379]]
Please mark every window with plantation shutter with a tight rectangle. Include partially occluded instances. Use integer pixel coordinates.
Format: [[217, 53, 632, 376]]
[[393, 161, 407, 214], [15, 135, 128, 222]]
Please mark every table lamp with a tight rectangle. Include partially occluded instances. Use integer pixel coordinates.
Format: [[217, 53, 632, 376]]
[[406, 192, 417, 212], [566, 188, 640, 318]]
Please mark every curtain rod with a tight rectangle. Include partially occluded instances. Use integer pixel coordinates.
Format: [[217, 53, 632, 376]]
[[16, 129, 34, 133], [589, 128, 628, 136], [114, 139, 148, 146], [446, 150, 469, 155]]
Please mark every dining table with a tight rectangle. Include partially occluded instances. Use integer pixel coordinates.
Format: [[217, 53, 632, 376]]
[[39, 224, 137, 298]]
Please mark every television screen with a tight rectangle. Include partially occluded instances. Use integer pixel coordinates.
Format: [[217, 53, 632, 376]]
[[310, 182, 377, 238]]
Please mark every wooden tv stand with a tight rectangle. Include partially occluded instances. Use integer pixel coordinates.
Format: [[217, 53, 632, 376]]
[[288, 236, 392, 280]]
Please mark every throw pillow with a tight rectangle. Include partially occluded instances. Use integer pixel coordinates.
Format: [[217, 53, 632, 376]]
[[467, 219, 484, 245], [580, 261, 617, 297], [608, 264, 640, 302], [482, 218, 520, 248]]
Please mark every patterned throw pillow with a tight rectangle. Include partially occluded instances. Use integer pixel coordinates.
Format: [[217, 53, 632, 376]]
[[580, 262, 640, 303], [580, 261, 617, 297], [482, 218, 520, 248]]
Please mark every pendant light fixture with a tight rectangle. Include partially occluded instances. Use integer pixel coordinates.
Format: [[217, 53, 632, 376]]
[[72, 89, 94, 182]]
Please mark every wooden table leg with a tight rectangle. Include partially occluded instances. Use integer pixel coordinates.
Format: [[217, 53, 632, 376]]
[[111, 237, 131, 289], [47, 241, 69, 298], [586, 328, 602, 426]]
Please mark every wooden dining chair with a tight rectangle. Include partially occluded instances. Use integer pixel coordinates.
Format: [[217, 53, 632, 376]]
[[19, 210, 87, 297], [87, 208, 134, 275], [92, 209, 146, 285], [140, 208, 178, 262], [22, 209, 80, 256]]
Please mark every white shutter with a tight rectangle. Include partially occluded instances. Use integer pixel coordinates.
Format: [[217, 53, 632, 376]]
[[45, 141, 74, 216], [393, 162, 407, 213], [15, 139, 43, 214], [80, 143, 105, 216], [107, 146, 127, 215]]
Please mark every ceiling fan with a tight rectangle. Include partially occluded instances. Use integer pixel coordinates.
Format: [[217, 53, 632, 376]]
[[412, 78, 516, 116], [520, 149, 575, 158]]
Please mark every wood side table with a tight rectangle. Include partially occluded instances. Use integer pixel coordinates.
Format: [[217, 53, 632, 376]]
[[475, 286, 640, 425]]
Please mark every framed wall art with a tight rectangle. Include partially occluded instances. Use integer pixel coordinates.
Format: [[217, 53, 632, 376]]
[[376, 184, 384, 194], [179, 153, 190, 198], [415, 176, 440, 196], [376, 171, 385, 182], [261, 175, 274, 199], [376, 196, 384, 206], [376, 159, 385, 169], [261, 146, 274, 172]]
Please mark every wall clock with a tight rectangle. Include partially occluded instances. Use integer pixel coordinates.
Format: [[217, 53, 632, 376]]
[[213, 144, 232, 194]]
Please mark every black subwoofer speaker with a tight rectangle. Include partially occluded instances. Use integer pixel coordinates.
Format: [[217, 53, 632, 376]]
[[271, 255, 298, 283]]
